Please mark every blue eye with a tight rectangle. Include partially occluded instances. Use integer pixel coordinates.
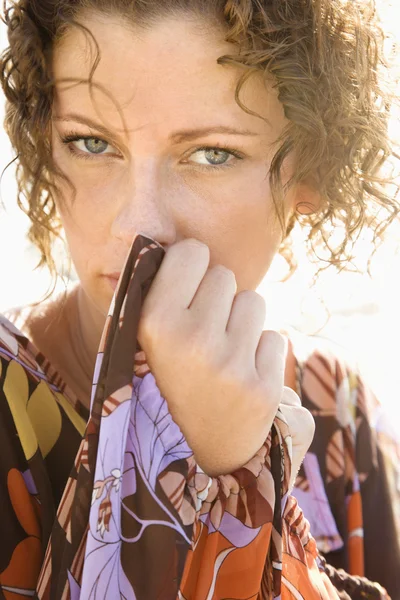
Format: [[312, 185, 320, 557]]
[[189, 147, 243, 169], [73, 137, 113, 155], [60, 132, 245, 170], [198, 149, 231, 165], [82, 138, 109, 154], [61, 133, 117, 157]]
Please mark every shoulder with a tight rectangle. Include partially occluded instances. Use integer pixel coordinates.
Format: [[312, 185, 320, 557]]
[[0, 313, 29, 357], [0, 298, 85, 421], [2, 304, 37, 338], [0, 310, 53, 377], [2, 288, 73, 355], [0, 294, 71, 385], [3, 297, 61, 338]]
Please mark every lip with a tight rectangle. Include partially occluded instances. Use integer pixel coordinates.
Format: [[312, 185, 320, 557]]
[[103, 273, 121, 290]]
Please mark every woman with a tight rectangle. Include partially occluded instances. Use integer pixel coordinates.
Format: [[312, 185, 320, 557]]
[[0, 0, 399, 598]]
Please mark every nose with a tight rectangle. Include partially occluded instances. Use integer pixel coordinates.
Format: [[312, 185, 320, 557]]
[[111, 160, 178, 249]]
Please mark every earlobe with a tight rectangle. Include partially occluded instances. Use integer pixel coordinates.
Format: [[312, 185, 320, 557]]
[[294, 183, 321, 215], [296, 201, 316, 215]]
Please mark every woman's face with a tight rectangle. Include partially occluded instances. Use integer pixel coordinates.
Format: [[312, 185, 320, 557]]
[[52, 13, 297, 317]]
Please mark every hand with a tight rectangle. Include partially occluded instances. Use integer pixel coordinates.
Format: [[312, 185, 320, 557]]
[[138, 239, 314, 477]]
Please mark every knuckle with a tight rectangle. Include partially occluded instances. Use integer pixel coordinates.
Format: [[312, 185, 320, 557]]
[[177, 238, 209, 254], [162, 241, 210, 281], [137, 315, 154, 347], [211, 264, 234, 277], [263, 329, 286, 351], [246, 379, 278, 411], [237, 289, 266, 311], [209, 264, 237, 285], [236, 289, 258, 300], [167, 239, 210, 267], [259, 379, 280, 403], [139, 309, 177, 346], [138, 311, 159, 340]]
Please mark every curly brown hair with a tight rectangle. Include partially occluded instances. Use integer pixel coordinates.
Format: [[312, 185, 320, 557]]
[[0, 0, 398, 281]]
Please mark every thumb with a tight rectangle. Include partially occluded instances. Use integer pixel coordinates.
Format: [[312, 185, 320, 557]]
[[279, 389, 315, 491]]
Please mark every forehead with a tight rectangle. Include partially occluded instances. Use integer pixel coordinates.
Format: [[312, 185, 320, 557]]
[[52, 13, 284, 136]]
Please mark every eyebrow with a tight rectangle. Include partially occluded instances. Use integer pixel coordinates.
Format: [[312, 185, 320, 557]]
[[53, 114, 260, 142], [53, 114, 118, 139], [170, 126, 259, 143]]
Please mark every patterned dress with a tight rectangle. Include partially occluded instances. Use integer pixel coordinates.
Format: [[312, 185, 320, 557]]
[[0, 234, 398, 599]]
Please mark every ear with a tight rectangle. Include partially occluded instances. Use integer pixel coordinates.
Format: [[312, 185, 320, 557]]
[[292, 182, 322, 215]]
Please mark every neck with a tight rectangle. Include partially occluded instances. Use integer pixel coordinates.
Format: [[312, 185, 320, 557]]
[[60, 284, 106, 405], [74, 285, 105, 367]]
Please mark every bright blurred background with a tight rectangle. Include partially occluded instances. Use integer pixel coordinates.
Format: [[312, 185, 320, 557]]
[[0, 2, 399, 430]]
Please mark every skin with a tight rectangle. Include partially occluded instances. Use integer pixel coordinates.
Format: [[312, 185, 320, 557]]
[[24, 12, 315, 477]]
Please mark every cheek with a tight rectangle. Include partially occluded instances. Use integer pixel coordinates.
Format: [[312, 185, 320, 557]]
[[53, 161, 124, 246], [180, 168, 281, 290], [208, 212, 281, 291], [53, 180, 116, 286], [52, 143, 123, 215], [55, 203, 94, 284]]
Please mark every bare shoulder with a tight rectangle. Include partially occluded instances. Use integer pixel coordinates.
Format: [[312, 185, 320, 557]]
[[3, 303, 43, 335], [3, 290, 73, 352]]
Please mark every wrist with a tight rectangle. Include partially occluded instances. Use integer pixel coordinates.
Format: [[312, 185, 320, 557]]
[[194, 440, 267, 478]]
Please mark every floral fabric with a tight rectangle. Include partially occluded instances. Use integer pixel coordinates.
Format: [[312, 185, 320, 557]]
[[288, 334, 400, 596], [0, 234, 396, 599]]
